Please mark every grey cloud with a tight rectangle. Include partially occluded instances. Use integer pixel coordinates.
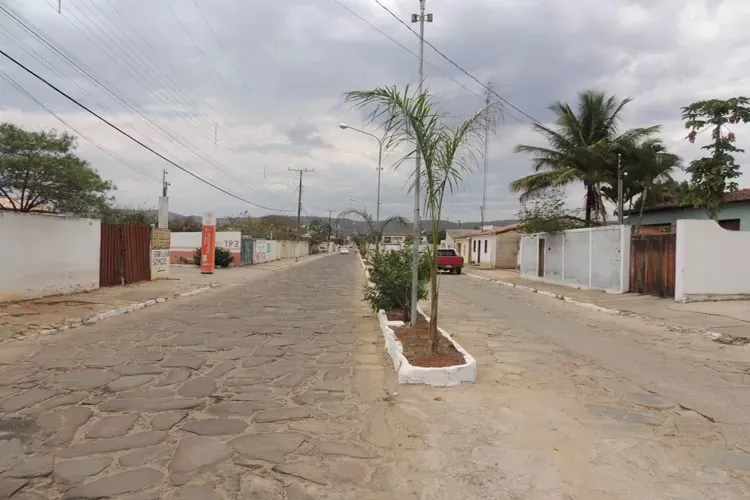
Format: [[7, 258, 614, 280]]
[[279, 122, 331, 149], [1, 0, 747, 222]]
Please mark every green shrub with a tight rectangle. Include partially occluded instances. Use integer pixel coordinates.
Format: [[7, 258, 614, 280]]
[[363, 249, 429, 322], [192, 247, 234, 268]]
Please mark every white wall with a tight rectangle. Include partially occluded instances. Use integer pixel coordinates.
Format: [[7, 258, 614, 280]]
[[170, 231, 241, 266], [474, 234, 495, 267], [276, 240, 310, 259], [519, 225, 631, 293], [675, 219, 750, 302], [0, 212, 101, 302], [170, 231, 241, 251]]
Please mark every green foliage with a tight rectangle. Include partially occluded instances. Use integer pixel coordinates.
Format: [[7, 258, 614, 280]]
[[306, 218, 331, 244], [345, 84, 492, 351], [682, 97, 750, 218], [363, 249, 429, 323], [100, 206, 157, 225], [223, 211, 298, 239], [517, 189, 586, 234], [340, 208, 407, 255], [192, 247, 234, 268], [169, 217, 202, 232], [511, 90, 660, 224], [0, 122, 114, 215]]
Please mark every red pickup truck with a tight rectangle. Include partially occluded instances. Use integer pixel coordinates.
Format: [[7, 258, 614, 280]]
[[437, 248, 464, 274]]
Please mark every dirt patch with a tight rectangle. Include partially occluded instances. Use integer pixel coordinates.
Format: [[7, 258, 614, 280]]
[[386, 309, 406, 322], [391, 312, 465, 368]]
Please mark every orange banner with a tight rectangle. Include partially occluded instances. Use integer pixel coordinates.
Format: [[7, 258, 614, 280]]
[[200, 225, 216, 274]]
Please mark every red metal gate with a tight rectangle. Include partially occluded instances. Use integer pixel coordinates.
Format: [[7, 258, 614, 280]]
[[99, 225, 151, 287], [629, 232, 676, 298]]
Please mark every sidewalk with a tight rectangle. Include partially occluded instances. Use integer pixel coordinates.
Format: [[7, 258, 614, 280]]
[[0, 254, 327, 342], [466, 268, 750, 340]]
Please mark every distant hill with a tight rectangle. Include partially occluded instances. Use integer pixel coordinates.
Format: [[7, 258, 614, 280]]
[[166, 212, 516, 235]]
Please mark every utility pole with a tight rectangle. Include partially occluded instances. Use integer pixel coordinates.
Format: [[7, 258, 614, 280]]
[[409, 0, 432, 326], [480, 81, 491, 230], [617, 153, 624, 225], [326, 209, 335, 252], [158, 169, 170, 229], [289, 168, 314, 261], [162, 169, 169, 197]]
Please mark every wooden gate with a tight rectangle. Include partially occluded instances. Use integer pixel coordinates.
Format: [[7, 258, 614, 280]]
[[99, 225, 151, 287], [629, 232, 676, 297]]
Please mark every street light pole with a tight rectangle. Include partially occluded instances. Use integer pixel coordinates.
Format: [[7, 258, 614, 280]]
[[410, 0, 431, 326], [339, 124, 383, 227]]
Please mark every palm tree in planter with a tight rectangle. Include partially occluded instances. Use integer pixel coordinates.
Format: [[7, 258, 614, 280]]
[[340, 208, 407, 257], [345, 85, 493, 353], [511, 89, 660, 224]]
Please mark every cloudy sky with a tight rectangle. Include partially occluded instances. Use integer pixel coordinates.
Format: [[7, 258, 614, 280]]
[[1, 0, 749, 222]]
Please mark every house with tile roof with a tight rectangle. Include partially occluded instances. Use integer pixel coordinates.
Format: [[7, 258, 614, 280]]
[[626, 188, 750, 232], [453, 224, 520, 269]]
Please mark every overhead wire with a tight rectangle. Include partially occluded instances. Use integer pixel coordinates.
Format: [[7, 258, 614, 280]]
[[373, 0, 544, 126], [1, 3, 294, 208], [42, 0, 275, 191], [0, 67, 161, 184], [328, 0, 484, 100], [0, 48, 295, 212]]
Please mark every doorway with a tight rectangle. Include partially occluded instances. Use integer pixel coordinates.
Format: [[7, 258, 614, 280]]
[[537, 238, 545, 277]]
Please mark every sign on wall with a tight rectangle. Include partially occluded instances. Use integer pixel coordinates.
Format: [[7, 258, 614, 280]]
[[150, 249, 170, 280]]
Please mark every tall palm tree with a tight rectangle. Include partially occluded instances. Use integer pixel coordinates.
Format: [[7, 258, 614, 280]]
[[511, 90, 659, 224], [345, 85, 492, 352], [622, 139, 681, 228], [340, 208, 407, 255]]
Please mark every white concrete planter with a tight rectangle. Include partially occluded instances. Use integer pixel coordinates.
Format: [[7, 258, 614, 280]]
[[376, 308, 476, 387], [360, 252, 476, 386]]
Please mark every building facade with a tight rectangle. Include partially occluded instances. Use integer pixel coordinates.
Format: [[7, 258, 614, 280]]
[[627, 188, 750, 232]]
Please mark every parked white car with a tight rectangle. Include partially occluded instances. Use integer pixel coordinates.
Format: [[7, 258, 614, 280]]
[[340, 247, 350, 255]]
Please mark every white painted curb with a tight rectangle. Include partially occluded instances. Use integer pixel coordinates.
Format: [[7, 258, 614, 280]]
[[360, 252, 476, 386], [377, 308, 477, 387], [22, 284, 221, 339]]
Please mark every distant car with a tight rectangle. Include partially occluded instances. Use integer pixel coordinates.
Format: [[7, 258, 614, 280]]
[[437, 248, 463, 274], [340, 247, 350, 255]]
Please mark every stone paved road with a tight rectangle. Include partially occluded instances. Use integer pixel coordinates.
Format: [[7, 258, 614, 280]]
[[0, 254, 412, 499], [396, 275, 750, 500]]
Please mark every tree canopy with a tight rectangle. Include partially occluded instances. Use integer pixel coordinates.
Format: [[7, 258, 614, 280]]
[[0, 123, 113, 215], [682, 97, 750, 218], [511, 90, 662, 224]]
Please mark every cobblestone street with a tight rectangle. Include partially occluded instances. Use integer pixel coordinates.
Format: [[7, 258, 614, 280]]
[[0, 255, 412, 499]]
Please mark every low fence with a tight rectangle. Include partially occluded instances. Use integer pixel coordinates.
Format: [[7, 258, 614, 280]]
[[520, 225, 631, 293], [675, 219, 750, 302], [0, 211, 101, 302]]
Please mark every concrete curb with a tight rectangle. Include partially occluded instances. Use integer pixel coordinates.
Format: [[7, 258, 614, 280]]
[[465, 271, 729, 343], [29, 284, 222, 338], [360, 253, 477, 386]]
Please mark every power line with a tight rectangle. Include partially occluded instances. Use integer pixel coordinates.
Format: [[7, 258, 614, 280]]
[[0, 67, 161, 184], [373, 0, 544, 126], [36, 1, 274, 194], [0, 48, 295, 212], [328, 0, 483, 100]]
